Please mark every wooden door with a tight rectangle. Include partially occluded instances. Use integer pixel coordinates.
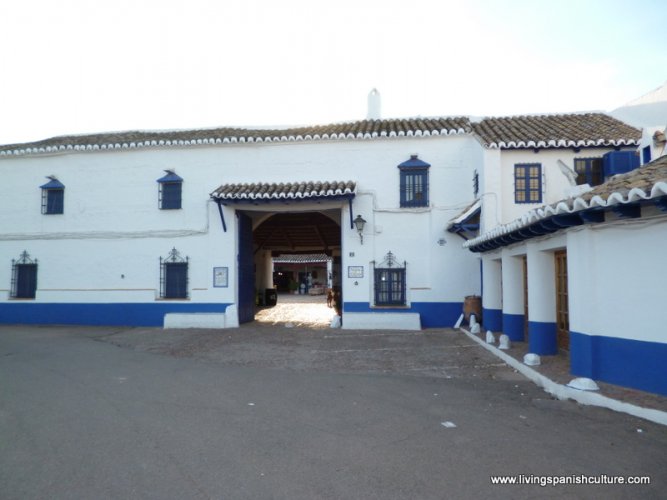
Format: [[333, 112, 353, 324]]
[[555, 250, 569, 351], [238, 212, 255, 324], [522, 256, 529, 340]]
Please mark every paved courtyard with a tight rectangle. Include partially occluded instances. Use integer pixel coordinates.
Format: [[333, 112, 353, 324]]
[[1, 304, 666, 499]]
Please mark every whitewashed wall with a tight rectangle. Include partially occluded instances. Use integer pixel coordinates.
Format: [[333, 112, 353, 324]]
[[493, 148, 629, 226], [0, 134, 483, 327], [567, 218, 667, 343]]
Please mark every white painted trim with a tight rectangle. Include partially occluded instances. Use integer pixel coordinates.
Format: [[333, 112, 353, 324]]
[[460, 327, 667, 426]]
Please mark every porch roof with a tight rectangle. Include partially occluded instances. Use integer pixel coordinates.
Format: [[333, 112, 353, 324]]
[[464, 155, 667, 252], [210, 180, 356, 204]]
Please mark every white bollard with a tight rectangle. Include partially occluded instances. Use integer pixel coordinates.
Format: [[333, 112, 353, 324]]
[[498, 334, 511, 350], [523, 353, 541, 366], [485, 330, 495, 344]]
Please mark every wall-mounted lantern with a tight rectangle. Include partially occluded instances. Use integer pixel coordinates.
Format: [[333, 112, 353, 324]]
[[353, 215, 367, 244]]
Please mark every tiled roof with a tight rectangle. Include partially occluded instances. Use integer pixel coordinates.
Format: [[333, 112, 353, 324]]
[[583, 155, 667, 200], [448, 199, 482, 227], [471, 113, 640, 149], [0, 113, 640, 157], [0, 118, 471, 156], [464, 155, 667, 251], [210, 180, 356, 202], [273, 253, 332, 264]]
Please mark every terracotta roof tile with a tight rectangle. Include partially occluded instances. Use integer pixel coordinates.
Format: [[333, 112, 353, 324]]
[[210, 180, 356, 202], [0, 118, 471, 156], [464, 155, 667, 250], [472, 113, 640, 149], [582, 155, 667, 201], [0, 113, 641, 157]]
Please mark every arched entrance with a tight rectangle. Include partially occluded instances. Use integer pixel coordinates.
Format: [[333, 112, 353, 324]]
[[237, 209, 343, 326]]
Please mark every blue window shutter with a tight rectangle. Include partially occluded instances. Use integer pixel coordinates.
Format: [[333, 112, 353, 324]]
[[398, 155, 430, 208], [165, 263, 188, 298], [40, 178, 65, 214], [16, 264, 38, 298], [643, 146, 652, 164], [157, 171, 183, 209], [47, 189, 64, 214], [161, 182, 182, 209]]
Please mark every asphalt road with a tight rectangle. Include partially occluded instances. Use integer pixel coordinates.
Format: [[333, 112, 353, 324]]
[[1, 325, 665, 499]]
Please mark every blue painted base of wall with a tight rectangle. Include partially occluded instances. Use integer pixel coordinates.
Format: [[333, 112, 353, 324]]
[[502, 313, 525, 341], [343, 302, 463, 328], [528, 321, 557, 355], [571, 331, 667, 396], [0, 303, 231, 327], [483, 308, 502, 331]]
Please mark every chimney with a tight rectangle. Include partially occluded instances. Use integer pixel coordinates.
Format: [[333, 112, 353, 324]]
[[367, 88, 381, 120]]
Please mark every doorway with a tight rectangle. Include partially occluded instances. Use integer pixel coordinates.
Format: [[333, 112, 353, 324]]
[[237, 209, 343, 325], [554, 250, 569, 351]]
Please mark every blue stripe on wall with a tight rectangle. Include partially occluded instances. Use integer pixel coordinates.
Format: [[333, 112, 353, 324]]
[[571, 331, 667, 396], [502, 313, 525, 341], [0, 303, 231, 327], [483, 308, 502, 331], [343, 302, 463, 328], [528, 321, 557, 355]]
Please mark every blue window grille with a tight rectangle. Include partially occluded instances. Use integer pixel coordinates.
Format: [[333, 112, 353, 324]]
[[157, 170, 183, 209], [398, 155, 430, 208], [514, 164, 542, 203], [574, 158, 603, 186], [160, 248, 189, 299], [373, 251, 406, 306], [473, 170, 480, 197], [40, 177, 65, 214], [11, 251, 38, 299]]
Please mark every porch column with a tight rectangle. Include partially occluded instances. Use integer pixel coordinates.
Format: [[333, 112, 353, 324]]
[[526, 246, 558, 355], [482, 256, 502, 331], [254, 251, 274, 291], [501, 254, 525, 341]]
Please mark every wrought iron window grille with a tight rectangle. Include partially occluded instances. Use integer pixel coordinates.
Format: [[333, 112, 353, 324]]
[[372, 251, 407, 306], [159, 247, 189, 299], [11, 251, 38, 299]]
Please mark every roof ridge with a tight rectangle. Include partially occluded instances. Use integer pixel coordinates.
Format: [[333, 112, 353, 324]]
[[0, 116, 473, 156]]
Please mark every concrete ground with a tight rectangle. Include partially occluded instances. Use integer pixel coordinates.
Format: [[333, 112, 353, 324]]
[[1, 295, 666, 499]]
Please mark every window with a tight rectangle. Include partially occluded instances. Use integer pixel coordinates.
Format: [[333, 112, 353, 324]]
[[157, 170, 183, 209], [373, 251, 406, 306], [160, 248, 189, 299], [514, 164, 542, 203], [11, 251, 38, 299], [398, 155, 430, 208], [574, 158, 603, 186], [473, 170, 480, 197], [40, 177, 65, 214]]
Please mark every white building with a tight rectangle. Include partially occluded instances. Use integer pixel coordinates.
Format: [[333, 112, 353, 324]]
[[465, 144, 667, 396], [0, 111, 642, 338]]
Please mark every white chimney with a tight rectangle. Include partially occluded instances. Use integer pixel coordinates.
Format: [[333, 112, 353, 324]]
[[367, 88, 381, 120]]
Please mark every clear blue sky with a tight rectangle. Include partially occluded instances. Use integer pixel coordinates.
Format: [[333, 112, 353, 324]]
[[1, 0, 664, 144]]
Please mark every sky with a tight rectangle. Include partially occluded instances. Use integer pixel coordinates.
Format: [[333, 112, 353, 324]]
[[1, 0, 665, 145]]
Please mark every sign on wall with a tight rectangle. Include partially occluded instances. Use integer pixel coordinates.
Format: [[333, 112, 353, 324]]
[[213, 267, 228, 287], [348, 266, 364, 278]]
